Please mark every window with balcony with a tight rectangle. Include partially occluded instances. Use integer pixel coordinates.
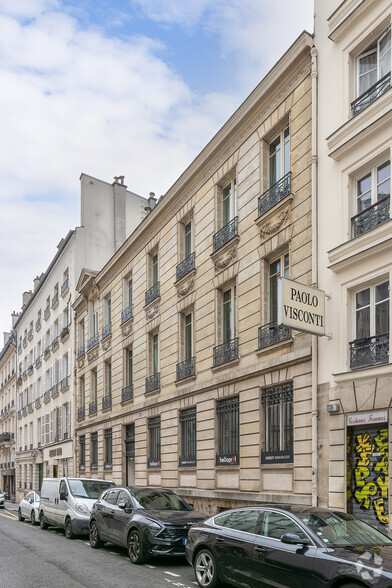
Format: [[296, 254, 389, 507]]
[[79, 435, 85, 470], [102, 361, 112, 409], [77, 321, 85, 358], [104, 429, 112, 469], [213, 177, 238, 252], [176, 219, 195, 280], [351, 161, 390, 238], [145, 252, 160, 305], [102, 296, 112, 339], [179, 407, 196, 467], [259, 252, 291, 349], [122, 276, 133, 323], [148, 416, 161, 468], [87, 300, 99, 350], [214, 285, 238, 367], [89, 370, 98, 415], [177, 312, 195, 381], [146, 333, 160, 393], [122, 348, 133, 402], [262, 383, 293, 464], [216, 397, 239, 466], [258, 127, 291, 217], [350, 281, 389, 369]]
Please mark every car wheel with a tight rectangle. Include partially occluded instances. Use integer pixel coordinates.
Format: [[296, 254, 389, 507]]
[[127, 530, 148, 565], [18, 508, 25, 522], [89, 520, 103, 549], [64, 518, 75, 539], [194, 549, 220, 588], [40, 513, 48, 530], [31, 510, 36, 525]]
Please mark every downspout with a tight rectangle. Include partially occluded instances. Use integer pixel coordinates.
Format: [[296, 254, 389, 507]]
[[311, 45, 319, 508]]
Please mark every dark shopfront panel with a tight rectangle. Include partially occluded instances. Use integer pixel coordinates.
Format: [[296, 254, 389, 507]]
[[347, 422, 389, 533]]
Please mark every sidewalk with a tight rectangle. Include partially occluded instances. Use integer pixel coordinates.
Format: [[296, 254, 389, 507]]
[[4, 500, 18, 512]]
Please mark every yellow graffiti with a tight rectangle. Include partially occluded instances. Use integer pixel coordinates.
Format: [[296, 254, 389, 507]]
[[355, 433, 374, 466], [374, 498, 389, 525], [355, 482, 378, 509]]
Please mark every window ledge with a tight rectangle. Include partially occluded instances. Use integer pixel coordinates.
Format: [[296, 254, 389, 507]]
[[211, 358, 239, 373], [144, 388, 160, 397], [260, 462, 293, 470], [333, 361, 392, 383], [328, 0, 372, 42], [175, 374, 197, 386], [256, 337, 294, 356]]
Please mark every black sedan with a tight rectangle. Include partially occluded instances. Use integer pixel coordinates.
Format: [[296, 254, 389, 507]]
[[185, 505, 392, 588], [89, 486, 206, 564]]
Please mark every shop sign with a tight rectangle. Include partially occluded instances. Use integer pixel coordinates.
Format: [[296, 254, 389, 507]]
[[277, 278, 325, 336], [261, 450, 293, 464], [179, 457, 196, 467], [148, 459, 160, 468], [347, 411, 388, 427], [216, 454, 239, 466], [49, 448, 62, 457], [1, 470, 12, 476]]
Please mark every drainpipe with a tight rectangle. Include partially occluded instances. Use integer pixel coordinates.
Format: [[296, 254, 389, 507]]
[[311, 46, 319, 508]]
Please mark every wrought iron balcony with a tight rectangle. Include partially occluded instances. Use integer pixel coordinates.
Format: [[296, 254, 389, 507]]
[[121, 304, 133, 324], [27, 364, 34, 376], [44, 306, 50, 320], [145, 373, 160, 394], [52, 383, 59, 397], [102, 394, 112, 410], [0, 433, 10, 443], [77, 406, 85, 420], [28, 402, 33, 413], [258, 323, 291, 349], [145, 282, 160, 306], [35, 397, 41, 409], [27, 329, 33, 341], [176, 357, 196, 381], [351, 72, 391, 116], [61, 278, 69, 296], [258, 172, 291, 217], [351, 196, 390, 238], [213, 338, 239, 367], [102, 323, 111, 340], [22, 337, 27, 348], [121, 385, 134, 402], [51, 336, 59, 351], [89, 400, 97, 415], [350, 333, 389, 370], [87, 333, 99, 351], [77, 345, 85, 359], [51, 293, 59, 308], [43, 390, 51, 403], [21, 406, 27, 416], [35, 356, 42, 368], [35, 318, 41, 331], [213, 217, 238, 253], [176, 252, 195, 281]]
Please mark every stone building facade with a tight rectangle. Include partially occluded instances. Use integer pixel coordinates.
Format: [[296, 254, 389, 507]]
[[0, 330, 17, 499], [74, 32, 315, 514], [315, 0, 392, 534]]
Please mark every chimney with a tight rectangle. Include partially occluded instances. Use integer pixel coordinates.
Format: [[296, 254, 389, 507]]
[[22, 290, 33, 307], [33, 276, 41, 291], [11, 311, 20, 328], [145, 192, 157, 215]]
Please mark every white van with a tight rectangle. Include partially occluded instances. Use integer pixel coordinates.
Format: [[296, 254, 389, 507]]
[[39, 477, 115, 538]]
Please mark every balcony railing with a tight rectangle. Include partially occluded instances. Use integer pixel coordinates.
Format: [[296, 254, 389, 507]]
[[121, 305, 133, 324], [35, 318, 41, 331], [87, 334, 99, 351], [28, 403, 33, 413], [145, 282, 160, 306], [52, 383, 59, 398], [89, 401, 97, 415], [176, 357, 196, 381], [21, 406, 27, 416], [77, 345, 85, 359], [44, 390, 51, 403], [35, 356, 42, 368], [213, 338, 239, 367], [258, 172, 291, 217], [351, 196, 390, 238], [351, 72, 391, 116], [350, 333, 389, 370], [35, 397, 41, 409], [0, 433, 11, 443], [60, 376, 69, 392], [102, 323, 111, 340], [121, 385, 134, 403], [145, 373, 160, 394], [176, 252, 195, 281], [77, 406, 85, 420], [51, 336, 59, 351], [22, 337, 27, 348], [258, 323, 291, 349], [44, 306, 50, 320], [61, 278, 69, 296], [51, 293, 59, 308], [102, 395, 112, 410], [27, 329, 33, 341], [213, 217, 238, 253]]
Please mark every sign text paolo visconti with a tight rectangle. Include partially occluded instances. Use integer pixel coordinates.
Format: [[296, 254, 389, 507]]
[[277, 278, 325, 336]]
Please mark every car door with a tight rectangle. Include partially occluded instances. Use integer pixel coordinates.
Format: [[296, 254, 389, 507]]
[[21, 493, 31, 518], [111, 489, 133, 547], [97, 490, 119, 541], [213, 509, 261, 588], [252, 510, 317, 588]]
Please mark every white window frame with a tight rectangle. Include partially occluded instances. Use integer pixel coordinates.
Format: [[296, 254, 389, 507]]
[[353, 280, 390, 341], [356, 29, 391, 97]]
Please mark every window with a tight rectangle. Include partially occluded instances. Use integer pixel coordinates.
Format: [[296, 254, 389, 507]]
[[261, 511, 306, 540], [222, 177, 237, 227], [152, 333, 159, 375], [89, 300, 98, 336], [146, 333, 160, 392], [222, 285, 236, 344], [104, 296, 111, 326], [127, 277, 133, 307], [179, 408, 196, 467], [352, 161, 390, 238], [216, 397, 239, 465], [105, 361, 112, 396], [104, 429, 112, 469], [269, 127, 290, 186], [262, 383, 293, 463], [122, 276, 134, 323], [184, 312, 193, 361], [146, 251, 160, 305], [357, 30, 391, 96], [152, 253, 158, 286], [269, 253, 290, 325], [91, 433, 98, 470], [184, 221, 192, 259], [79, 435, 85, 470], [126, 349, 133, 386], [148, 417, 161, 467], [224, 510, 261, 534]]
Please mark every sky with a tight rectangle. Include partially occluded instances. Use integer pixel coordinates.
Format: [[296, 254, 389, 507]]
[[0, 0, 314, 338]]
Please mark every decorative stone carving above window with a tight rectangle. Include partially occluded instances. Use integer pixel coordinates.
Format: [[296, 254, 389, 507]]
[[87, 345, 99, 364], [101, 335, 112, 352], [77, 356, 85, 370], [255, 195, 293, 243], [145, 301, 160, 322], [176, 276, 195, 298], [121, 320, 133, 338], [211, 235, 239, 272]]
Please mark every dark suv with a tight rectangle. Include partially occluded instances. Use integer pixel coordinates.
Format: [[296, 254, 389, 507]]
[[89, 486, 205, 564]]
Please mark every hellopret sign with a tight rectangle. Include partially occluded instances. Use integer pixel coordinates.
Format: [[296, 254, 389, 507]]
[[277, 278, 325, 336]]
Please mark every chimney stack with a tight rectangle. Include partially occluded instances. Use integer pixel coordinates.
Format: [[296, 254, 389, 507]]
[[22, 290, 32, 307], [11, 311, 20, 328]]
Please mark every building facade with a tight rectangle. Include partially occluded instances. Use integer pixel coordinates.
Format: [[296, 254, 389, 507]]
[[14, 175, 147, 502], [74, 32, 315, 514], [315, 0, 392, 533], [0, 329, 17, 499]]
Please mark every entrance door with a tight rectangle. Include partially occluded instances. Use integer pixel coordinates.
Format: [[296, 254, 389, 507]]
[[38, 464, 43, 491], [347, 424, 389, 532], [53, 465, 58, 478], [125, 424, 135, 486]]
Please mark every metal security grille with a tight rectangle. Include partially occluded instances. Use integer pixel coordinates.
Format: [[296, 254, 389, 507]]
[[262, 384, 293, 455], [148, 417, 161, 463], [216, 397, 239, 459], [125, 423, 135, 458], [179, 408, 196, 466]]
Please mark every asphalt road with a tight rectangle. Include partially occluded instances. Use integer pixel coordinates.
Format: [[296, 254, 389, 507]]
[[0, 506, 198, 588]]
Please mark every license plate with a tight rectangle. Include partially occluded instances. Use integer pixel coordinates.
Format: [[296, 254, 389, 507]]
[[183, 538, 187, 546]]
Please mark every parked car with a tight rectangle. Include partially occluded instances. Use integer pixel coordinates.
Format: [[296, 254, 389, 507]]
[[0, 488, 4, 508], [89, 486, 206, 564], [39, 477, 115, 538], [18, 491, 40, 525], [186, 505, 392, 588]]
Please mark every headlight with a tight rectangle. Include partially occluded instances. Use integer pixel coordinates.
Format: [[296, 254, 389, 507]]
[[75, 503, 90, 514], [149, 522, 163, 537]]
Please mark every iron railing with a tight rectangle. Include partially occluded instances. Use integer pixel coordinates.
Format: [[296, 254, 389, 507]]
[[60, 376, 69, 391], [213, 217, 238, 253], [77, 345, 85, 359], [351, 196, 390, 238], [77, 407, 85, 420], [121, 385, 133, 402], [102, 323, 111, 339], [350, 333, 389, 369], [176, 253, 195, 281], [35, 356, 42, 368], [35, 397, 41, 409], [213, 338, 239, 367], [176, 357, 196, 381], [61, 278, 69, 296], [44, 391, 51, 403], [258, 323, 291, 349], [102, 395, 112, 410], [351, 72, 391, 116], [87, 334, 99, 351], [44, 306, 50, 320], [35, 318, 41, 331], [145, 373, 160, 393], [145, 282, 160, 306], [121, 305, 133, 324], [51, 293, 59, 308], [89, 401, 97, 415], [258, 172, 291, 217]]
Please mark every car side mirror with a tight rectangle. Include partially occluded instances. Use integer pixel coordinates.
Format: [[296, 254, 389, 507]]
[[59, 491, 68, 501], [118, 502, 132, 512], [280, 533, 311, 546]]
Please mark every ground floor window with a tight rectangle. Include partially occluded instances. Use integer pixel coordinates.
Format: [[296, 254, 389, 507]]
[[91, 432, 98, 470], [179, 407, 196, 467], [148, 417, 161, 468], [261, 383, 293, 464], [104, 429, 112, 469], [216, 397, 239, 466]]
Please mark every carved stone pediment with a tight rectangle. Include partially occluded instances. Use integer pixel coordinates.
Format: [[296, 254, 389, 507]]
[[102, 336, 112, 352], [145, 302, 160, 322], [87, 345, 99, 363], [213, 245, 237, 270], [121, 320, 134, 338], [77, 357, 85, 370], [255, 195, 293, 242], [176, 277, 194, 298]]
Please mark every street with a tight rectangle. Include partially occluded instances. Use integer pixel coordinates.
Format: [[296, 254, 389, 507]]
[[0, 507, 197, 588]]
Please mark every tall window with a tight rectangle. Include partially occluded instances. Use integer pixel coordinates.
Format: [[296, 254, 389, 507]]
[[91, 370, 98, 402], [79, 436, 85, 470], [270, 127, 290, 186], [184, 221, 192, 258], [90, 300, 98, 336], [127, 349, 133, 386], [105, 362, 112, 397], [222, 177, 237, 227], [269, 253, 290, 324], [79, 376, 85, 406], [179, 408, 196, 467], [127, 277, 133, 307], [104, 296, 111, 326], [91, 433, 98, 470], [152, 253, 158, 286], [152, 333, 159, 375], [184, 313, 193, 361], [355, 281, 389, 340], [262, 383, 293, 462], [357, 30, 391, 96], [356, 161, 390, 213], [148, 417, 161, 467], [216, 397, 239, 465], [222, 285, 236, 343], [104, 429, 112, 469]]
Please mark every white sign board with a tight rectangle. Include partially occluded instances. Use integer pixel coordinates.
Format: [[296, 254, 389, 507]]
[[347, 411, 388, 427], [277, 277, 325, 336]]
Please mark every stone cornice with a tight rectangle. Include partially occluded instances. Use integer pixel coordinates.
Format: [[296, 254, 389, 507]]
[[328, 0, 372, 42], [328, 227, 392, 272]]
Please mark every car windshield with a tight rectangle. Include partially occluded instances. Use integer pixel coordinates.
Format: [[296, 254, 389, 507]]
[[298, 510, 392, 547], [131, 489, 192, 511], [68, 480, 115, 499]]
